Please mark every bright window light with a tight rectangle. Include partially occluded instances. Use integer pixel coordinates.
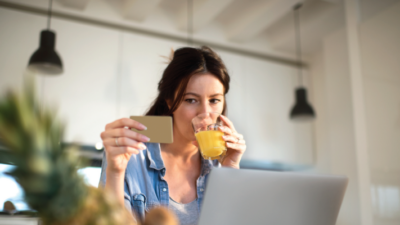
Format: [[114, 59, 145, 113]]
[[0, 164, 30, 211], [77, 167, 102, 187], [95, 142, 103, 150]]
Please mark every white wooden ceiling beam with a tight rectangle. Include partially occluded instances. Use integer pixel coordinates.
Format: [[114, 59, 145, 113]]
[[178, 0, 234, 31], [58, 0, 91, 10], [123, 0, 163, 21], [226, 0, 302, 42]]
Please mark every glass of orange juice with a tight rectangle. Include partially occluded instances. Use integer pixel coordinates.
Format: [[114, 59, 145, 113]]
[[192, 112, 226, 161]]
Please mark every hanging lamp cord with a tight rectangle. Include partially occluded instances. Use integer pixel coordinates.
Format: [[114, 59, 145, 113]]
[[187, 0, 193, 46], [293, 3, 303, 87], [47, 0, 53, 30]]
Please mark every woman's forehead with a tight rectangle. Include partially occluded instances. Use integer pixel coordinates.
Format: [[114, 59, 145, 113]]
[[186, 73, 224, 93]]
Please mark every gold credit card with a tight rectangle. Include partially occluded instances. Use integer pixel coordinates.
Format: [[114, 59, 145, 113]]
[[130, 116, 173, 144]]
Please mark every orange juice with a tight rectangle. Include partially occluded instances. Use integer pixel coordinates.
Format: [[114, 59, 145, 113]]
[[195, 130, 226, 160]]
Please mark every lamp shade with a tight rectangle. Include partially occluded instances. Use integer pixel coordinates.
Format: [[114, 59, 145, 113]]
[[290, 87, 316, 121], [28, 30, 63, 75]]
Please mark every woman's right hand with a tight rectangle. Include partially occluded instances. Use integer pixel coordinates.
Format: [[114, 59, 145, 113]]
[[100, 118, 150, 174]]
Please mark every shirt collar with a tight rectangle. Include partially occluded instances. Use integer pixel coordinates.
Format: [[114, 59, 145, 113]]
[[200, 156, 214, 177], [146, 143, 165, 171], [146, 142, 214, 176]]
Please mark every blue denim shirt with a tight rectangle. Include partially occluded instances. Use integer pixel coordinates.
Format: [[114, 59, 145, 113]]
[[99, 142, 219, 221]]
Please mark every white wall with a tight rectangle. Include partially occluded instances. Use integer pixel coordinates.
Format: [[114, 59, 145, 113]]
[[309, 1, 400, 225], [360, 1, 400, 224], [310, 28, 362, 225], [0, 6, 314, 165]]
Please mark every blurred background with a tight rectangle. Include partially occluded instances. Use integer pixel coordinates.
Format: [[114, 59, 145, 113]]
[[0, 0, 399, 224]]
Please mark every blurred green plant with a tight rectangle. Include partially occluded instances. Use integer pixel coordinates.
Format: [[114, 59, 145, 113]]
[[0, 76, 135, 225]]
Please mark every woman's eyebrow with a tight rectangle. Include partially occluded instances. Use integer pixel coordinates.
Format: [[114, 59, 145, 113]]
[[210, 93, 223, 97], [184, 92, 200, 97], [184, 93, 223, 97]]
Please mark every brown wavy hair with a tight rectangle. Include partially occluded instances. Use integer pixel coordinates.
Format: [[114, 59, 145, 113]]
[[146, 46, 230, 116]]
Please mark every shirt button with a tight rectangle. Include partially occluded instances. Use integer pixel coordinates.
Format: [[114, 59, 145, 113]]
[[162, 188, 167, 192], [200, 188, 204, 192]]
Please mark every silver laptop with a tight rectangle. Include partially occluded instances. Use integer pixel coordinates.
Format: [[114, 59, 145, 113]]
[[198, 168, 348, 225]]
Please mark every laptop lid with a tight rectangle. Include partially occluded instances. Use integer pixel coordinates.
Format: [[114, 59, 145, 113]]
[[198, 168, 348, 225]]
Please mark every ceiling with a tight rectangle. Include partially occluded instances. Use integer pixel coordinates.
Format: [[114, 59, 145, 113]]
[[2, 0, 399, 61], [57, 0, 347, 57]]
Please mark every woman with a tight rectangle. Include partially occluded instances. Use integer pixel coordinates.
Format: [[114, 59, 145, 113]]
[[99, 46, 246, 225]]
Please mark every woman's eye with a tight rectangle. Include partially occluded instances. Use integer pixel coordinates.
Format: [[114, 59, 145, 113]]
[[185, 99, 197, 104], [210, 99, 221, 104]]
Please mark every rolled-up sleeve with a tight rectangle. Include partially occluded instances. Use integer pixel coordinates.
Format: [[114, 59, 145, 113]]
[[124, 182, 132, 212], [98, 152, 133, 214], [98, 152, 107, 188]]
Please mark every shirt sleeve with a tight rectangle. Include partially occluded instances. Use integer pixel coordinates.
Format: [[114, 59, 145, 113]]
[[98, 151, 134, 214], [98, 151, 107, 188], [213, 159, 221, 168], [124, 182, 132, 211]]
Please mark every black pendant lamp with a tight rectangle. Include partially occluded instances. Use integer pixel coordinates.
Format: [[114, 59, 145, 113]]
[[290, 3, 315, 121], [28, 0, 63, 75]]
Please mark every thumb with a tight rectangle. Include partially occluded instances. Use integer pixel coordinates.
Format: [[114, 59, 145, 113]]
[[192, 141, 199, 147]]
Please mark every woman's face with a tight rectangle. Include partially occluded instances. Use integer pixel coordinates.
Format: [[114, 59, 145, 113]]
[[172, 73, 225, 142]]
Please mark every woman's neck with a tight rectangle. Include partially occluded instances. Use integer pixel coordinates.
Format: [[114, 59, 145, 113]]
[[161, 142, 199, 161], [160, 129, 199, 162]]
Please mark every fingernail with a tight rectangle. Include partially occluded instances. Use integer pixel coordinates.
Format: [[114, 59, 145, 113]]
[[143, 136, 150, 142], [139, 143, 146, 149], [141, 124, 147, 130], [222, 135, 227, 140]]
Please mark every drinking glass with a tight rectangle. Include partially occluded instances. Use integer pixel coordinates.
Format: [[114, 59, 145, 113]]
[[192, 112, 226, 160]]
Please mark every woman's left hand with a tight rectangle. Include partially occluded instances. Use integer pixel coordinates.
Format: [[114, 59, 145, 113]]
[[218, 115, 246, 169], [192, 115, 246, 169]]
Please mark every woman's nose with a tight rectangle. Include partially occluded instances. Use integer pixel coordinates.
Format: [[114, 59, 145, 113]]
[[198, 101, 211, 115]]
